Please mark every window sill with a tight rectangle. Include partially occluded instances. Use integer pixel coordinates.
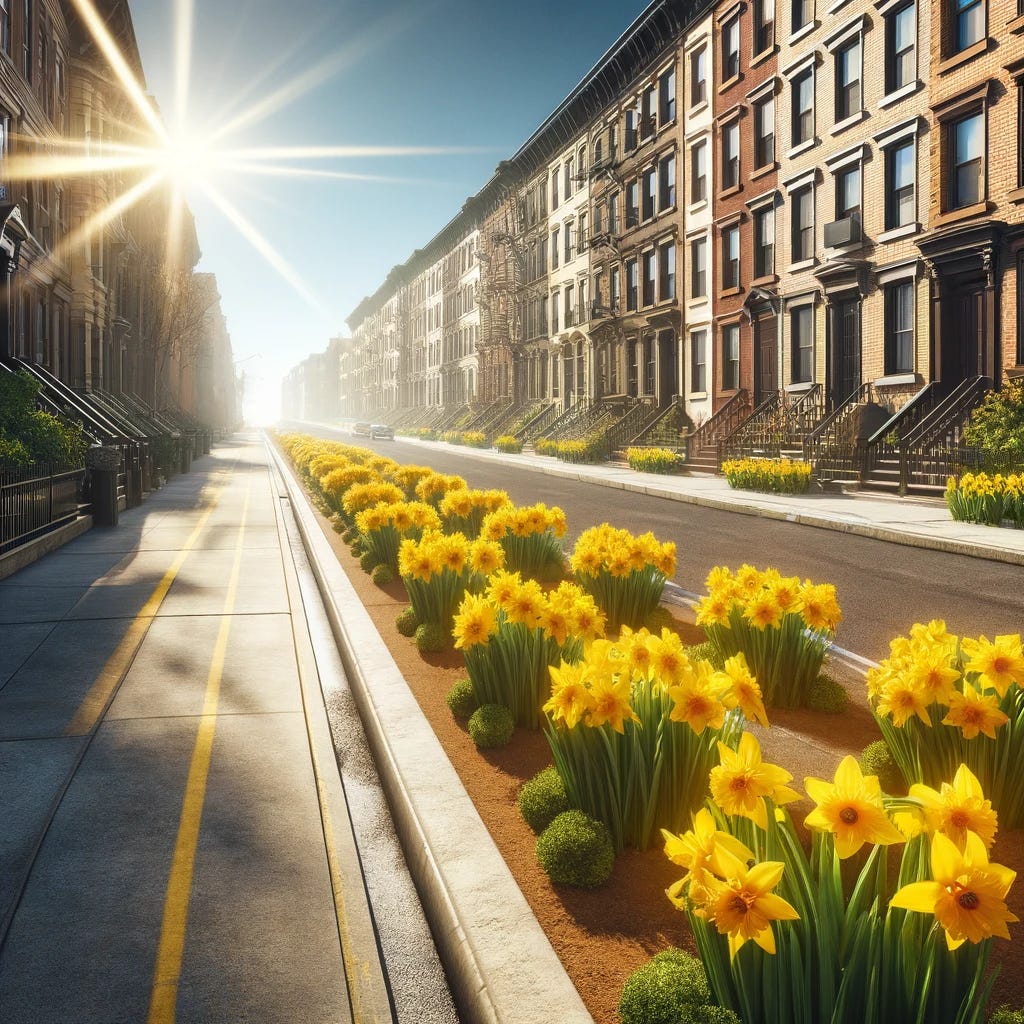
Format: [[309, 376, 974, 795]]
[[786, 139, 817, 159], [749, 162, 778, 181], [936, 38, 992, 75], [718, 183, 743, 200], [718, 74, 743, 93], [786, 381, 815, 393], [874, 373, 918, 387], [751, 274, 779, 287], [830, 109, 868, 136], [1009, 186, 1024, 204], [689, 391, 709, 400], [788, 258, 817, 272], [721, 285, 743, 298], [1010, 12, 1024, 33], [750, 46, 777, 68], [878, 223, 920, 242], [877, 80, 922, 108], [688, 297, 709, 307], [688, 99, 709, 117], [688, 198, 709, 214], [933, 200, 993, 228], [828, 0, 854, 13], [789, 21, 818, 44]]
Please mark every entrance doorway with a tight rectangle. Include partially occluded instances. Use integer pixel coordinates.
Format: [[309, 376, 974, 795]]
[[830, 297, 861, 408]]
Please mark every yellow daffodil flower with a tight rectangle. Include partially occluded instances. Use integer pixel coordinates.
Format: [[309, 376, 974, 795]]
[[710, 732, 800, 829], [909, 764, 998, 850], [961, 634, 1024, 697], [942, 685, 1009, 740]]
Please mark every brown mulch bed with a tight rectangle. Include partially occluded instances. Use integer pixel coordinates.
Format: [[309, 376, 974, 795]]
[[309, 507, 1024, 1023]]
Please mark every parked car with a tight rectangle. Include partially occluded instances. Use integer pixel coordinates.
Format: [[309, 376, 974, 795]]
[[370, 423, 394, 440], [352, 421, 372, 437]]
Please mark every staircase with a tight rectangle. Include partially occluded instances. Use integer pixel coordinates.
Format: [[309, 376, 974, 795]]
[[516, 402, 560, 443], [719, 386, 825, 466], [804, 383, 875, 484], [684, 390, 750, 473], [863, 376, 991, 496]]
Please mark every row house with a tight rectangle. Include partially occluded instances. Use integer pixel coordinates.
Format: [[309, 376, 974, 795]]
[[441, 229, 479, 407], [321, 0, 1021, 484]]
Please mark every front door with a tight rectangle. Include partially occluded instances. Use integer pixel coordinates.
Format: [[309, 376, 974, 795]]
[[754, 317, 777, 405], [831, 298, 861, 408], [657, 330, 677, 407], [940, 281, 984, 386]]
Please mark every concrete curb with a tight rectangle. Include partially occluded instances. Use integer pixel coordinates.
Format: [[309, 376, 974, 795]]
[[395, 437, 1024, 569], [267, 438, 594, 1024], [0, 515, 93, 581]]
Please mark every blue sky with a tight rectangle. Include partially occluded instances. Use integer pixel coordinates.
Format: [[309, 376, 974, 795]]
[[131, 0, 651, 419]]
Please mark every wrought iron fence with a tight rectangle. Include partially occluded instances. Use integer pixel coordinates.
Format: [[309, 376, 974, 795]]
[[1, 462, 86, 555]]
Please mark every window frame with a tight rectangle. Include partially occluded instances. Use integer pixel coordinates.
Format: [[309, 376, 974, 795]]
[[659, 66, 677, 124], [952, 0, 985, 54], [722, 223, 741, 290], [658, 240, 676, 301], [947, 109, 985, 211], [722, 16, 740, 83], [722, 120, 740, 190], [754, 206, 775, 279], [791, 185, 814, 263], [690, 46, 707, 107], [792, 0, 813, 35], [754, 0, 775, 55], [642, 250, 657, 307], [691, 329, 708, 393], [754, 95, 775, 168], [626, 179, 640, 228], [691, 235, 708, 298], [642, 165, 657, 221], [626, 257, 639, 311], [884, 280, 915, 374], [792, 68, 815, 146], [691, 139, 708, 204], [835, 164, 861, 221], [659, 153, 676, 211], [885, 1, 917, 95], [834, 38, 862, 122], [790, 305, 814, 383], [885, 138, 916, 229], [722, 323, 741, 391]]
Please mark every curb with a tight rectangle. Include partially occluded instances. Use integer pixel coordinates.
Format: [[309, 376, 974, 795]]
[[394, 437, 1024, 569], [267, 438, 595, 1024]]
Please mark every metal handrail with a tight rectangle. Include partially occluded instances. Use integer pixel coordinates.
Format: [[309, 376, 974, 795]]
[[687, 389, 750, 456], [806, 383, 872, 446]]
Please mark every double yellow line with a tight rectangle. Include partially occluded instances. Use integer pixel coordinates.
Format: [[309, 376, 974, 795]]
[[147, 487, 251, 1024]]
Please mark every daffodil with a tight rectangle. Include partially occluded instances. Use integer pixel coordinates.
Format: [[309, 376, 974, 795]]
[[804, 755, 905, 858], [743, 592, 783, 631], [699, 852, 800, 958], [668, 667, 728, 735], [876, 678, 933, 727], [710, 732, 800, 828], [544, 660, 595, 729], [890, 831, 1017, 949], [586, 674, 640, 733], [452, 594, 497, 650], [942, 684, 1009, 740], [663, 809, 755, 908], [720, 653, 769, 728], [909, 764, 998, 850], [961, 634, 1024, 697]]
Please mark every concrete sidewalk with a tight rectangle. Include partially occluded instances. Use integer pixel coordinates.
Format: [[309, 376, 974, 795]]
[[383, 434, 1024, 567], [0, 435, 395, 1024]]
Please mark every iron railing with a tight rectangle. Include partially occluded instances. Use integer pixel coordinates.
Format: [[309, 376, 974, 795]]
[[685, 389, 750, 461], [1, 462, 86, 555], [805, 382, 873, 482]]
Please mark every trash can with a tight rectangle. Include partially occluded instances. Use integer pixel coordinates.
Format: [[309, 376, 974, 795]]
[[86, 445, 122, 527]]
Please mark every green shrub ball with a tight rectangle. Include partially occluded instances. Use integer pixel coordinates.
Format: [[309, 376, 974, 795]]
[[396, 606, 419, 637], [860, 738, 907, 795], [619, 949, 740, 1024], [370, 563, 395, 586], [445, 678, 479, 719], [359, 550, 380, 573], [988, 1007, 1024, 1024], [807, 672, 848, 714], [518, 766, 570, 834], [468, 704, 515, 748], [536, 810, 615, 888], [414, 622, 447, 654]]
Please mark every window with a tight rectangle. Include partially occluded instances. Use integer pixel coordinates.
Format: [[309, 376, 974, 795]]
[[643, 251, 656, 306], [691, 330, 708, 392], [836, 165, 861, 220], [625, 107, 638, 152], [792, 0, 812, 34], [579, 212, 588, 250], [22, 0, 30, 81], [691, 236, 708, 297], [565, 283, 575, 327], [643, 335, 656, 394], [791, 306, 814, 382], [792, 70, 814, 145], [659, 66, 676, 123], [564, 159, 573, 200], [659, 153, 676, 210], [792, 185, 814, 261], [608, 191, 620, 234], [551, 168, 559, 209], [722, 225, 740, 289], [722, 121, 740, 189], [722, 325, 740, 390], [626, 180, 639, 227], [722, 17, 740, 81], [551, 291, 560, 332], [691, 140, 708, 203], [691, 46, 707, 107], [551, 227, 560, 269], [0, 109, 9, 159], [578, 146, 586, 176], [594, 136, 604, 166], [886, 3, 916, 93], [626, 258, 638, 311], [754, 207, 775, 278], [642, 166, 656, 220], [0, 0, 8, 55], [835, 40, 862, 121], [659, 241, 676, 300], [953, 0, 984, 53], [886, 140, 915, 227], [754, 96, 775, 167], [641, 84, 657, 139], [565, 222, 574, 263], [885, 282, 914, 373], [754, 0, 775, 54], [610, 265, 621, 309], [949, 111, 984, 209]]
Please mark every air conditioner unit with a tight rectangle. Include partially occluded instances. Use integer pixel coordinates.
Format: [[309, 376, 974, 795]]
[[824, 214, 862, 248]]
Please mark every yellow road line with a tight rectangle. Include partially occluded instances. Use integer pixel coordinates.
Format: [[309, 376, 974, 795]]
[[146, 488, 250, 1024], [64, 493, 223, 737]]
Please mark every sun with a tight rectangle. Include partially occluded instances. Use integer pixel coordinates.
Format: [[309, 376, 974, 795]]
[[156, 130, 220, 190]]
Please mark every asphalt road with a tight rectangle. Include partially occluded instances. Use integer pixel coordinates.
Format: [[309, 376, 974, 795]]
[[297, 425, 1024, 662]]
